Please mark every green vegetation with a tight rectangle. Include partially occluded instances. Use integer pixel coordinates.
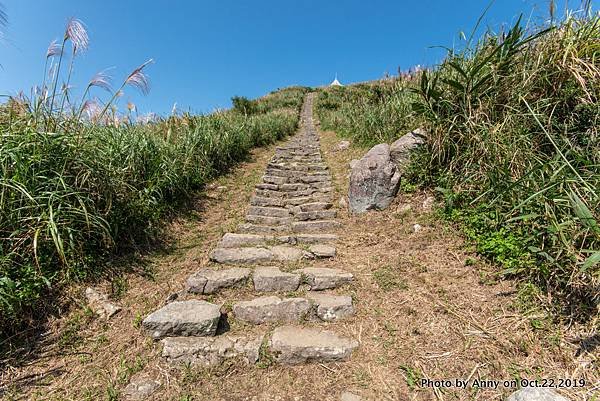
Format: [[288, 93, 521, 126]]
[[316, 10, 599, 314], [0, 17, 308, 332]]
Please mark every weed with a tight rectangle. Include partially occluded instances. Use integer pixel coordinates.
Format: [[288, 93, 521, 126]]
[[373, 266, 408, 291]]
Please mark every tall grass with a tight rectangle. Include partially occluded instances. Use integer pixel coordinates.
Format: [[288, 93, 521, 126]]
[[316, 11, 599, 315], [0, 17, 308, 332]]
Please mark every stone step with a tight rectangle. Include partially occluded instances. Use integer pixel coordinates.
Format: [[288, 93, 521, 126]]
[[210, 246, 308, 265], [255, 183, 279, 191], [247, 206, 290, 218], [262, 175, 287, 185], [161, 334, 264, 367], [294, 233, 338, 244], [238, 223, 289, 235], [269, 326, 358, 364], [294, 202, 333, 212], [246, 215, 292, 226], [233, 296, 310, 324], [297, 267, 353, 290], [217, 233, 337, 248], [306, 292, 355, 321], [295, 210, 337, 221], [143, 300, 221, 339], [250, 196, 284, 207], [284, 195, 332, 206], [186, 268, 251, 294], [292, 220, 341, 233], [253, 267, 301, 292], [255, 189, 285, 199], [308, 244, 336, 258]]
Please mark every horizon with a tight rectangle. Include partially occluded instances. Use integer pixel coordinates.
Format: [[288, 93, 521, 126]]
[[0, 0, 594, 116]]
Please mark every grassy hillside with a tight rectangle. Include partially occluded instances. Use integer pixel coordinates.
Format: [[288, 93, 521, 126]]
[[1, 64, 308, 330], [316, 12, 599, 315]]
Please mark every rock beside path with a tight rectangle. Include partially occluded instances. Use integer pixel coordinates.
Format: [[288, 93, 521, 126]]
[[123, 372, 160, 400], [348, 143, 400, 213], [85, 287, 121, 320], [389, 128, 426, 170]]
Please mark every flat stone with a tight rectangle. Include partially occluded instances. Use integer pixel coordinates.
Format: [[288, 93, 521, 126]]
[[296, 210, 337, 221], [292, 220, 341, 233], [85, 287, 121, 320], [247, 206, 290, 218], [186, 268, 251, 294], [161, 334, 264, 366], [298, 268, 353, 290], [210, 247, 273, 265], [217, 233, 274, 248], [269, 245, 308, 261], [233, 296, 310, 324], [309, 244, 336, 258], [298, 202, 333, 212], [123, 372, 160, 400], [246, 214, 292, 226], [307, 292, 354, 321], [341, 392, 362, 401], [507, 388, 570, 401], [237, 223, 289, 234], [253, 267, 301, 292], [255, 183, 279, 191], [269, 326, 358, 364], [142, 300, 220, 339], [263, 175, 287, 185], [295, 234, 338, 244], [250, 196, 283, 207]]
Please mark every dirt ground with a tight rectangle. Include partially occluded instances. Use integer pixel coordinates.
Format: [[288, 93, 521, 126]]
[[1, 123, 598, 401]]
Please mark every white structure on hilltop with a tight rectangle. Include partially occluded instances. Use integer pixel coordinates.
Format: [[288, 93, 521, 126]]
[[330, 74, 343, 87]]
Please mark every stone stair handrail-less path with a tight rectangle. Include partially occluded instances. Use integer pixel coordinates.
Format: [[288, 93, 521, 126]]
[[141, 93, 358, 367]]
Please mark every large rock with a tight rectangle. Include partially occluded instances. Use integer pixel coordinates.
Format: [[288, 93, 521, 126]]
[[161, 334, 264, 366], [142, 300, 220, 339], [348, 143, 400, 213], [233, 296, 310, 324], [269, 326, 358, 364], [389, 128, 426, 170], [507, 388, 570, 401], [186, 268, 250, 294]]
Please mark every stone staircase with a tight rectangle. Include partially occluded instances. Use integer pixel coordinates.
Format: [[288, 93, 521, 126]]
[[141, 93, 358, 367]]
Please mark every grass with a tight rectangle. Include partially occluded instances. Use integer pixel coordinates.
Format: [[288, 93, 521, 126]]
[[0, 16, 310, 336], [315, 9, 599, 317]]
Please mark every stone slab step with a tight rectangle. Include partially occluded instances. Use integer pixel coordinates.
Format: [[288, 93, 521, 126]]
[[306, 292, 355, 321], [297, 268, 353, 290], [250, 196, 284, 207], [253, 267, 301, 292], [296, 210, 337, 221], [269, 326, 358, 364], [246, 215, 292, 226], [284, 195, 332, 206], [247, 206, 290, 218], [292, 220, 342, 233], [161, 334, 264, 366], [238, 223, 289, 235], [255, 183, 279, 191], [217, 233, 337, 248], [233, 296, 310, 324], [262, 175, 288, 185], [294, 202, 333, 212], [143, 300, 221, 339], [308, 244, 336, 258], [186, 268, 250, 294], [210, 246, 308, 265], [295, 233, 338, 244]]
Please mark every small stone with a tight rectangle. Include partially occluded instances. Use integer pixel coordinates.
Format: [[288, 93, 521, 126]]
[[186, 268, 251, 294], [334, 140, 351, 152], [142, 300, 220, 339], [253, 267, 301, 292], [396, 203, 412, 214], [307, 292, 354, 321], [507, 388, 570, 401], [85, 287, 121, 320], [422, 196, 435, 210], [233, 296, 310, 324], [123, 372, 160, 400], [217, 186, 227, 191], [309, 244, 336, 258], [269, 326, 358, 364], [161, 334, 264, 366], [297, 268, 353, 290], [338, 196, 348, 209], [340, 392, 362, 401], [413, 224, 422, 233]]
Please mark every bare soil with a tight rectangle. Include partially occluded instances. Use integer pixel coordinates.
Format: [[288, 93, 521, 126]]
[[1, 124, 597, 401]]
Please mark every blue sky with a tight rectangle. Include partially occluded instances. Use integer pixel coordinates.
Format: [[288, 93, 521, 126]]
[[0, 0, 593, 115]]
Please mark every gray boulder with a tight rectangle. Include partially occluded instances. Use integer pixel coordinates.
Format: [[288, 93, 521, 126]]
[[389, 128, 427, 170], [348, 144, 400, 213]]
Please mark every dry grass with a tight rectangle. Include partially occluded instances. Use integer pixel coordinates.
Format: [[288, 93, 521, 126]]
[[1, 122, 598, 401]]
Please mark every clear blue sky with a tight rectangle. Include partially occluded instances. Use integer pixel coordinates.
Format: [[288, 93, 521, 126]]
[[0, 0, 593, 115]]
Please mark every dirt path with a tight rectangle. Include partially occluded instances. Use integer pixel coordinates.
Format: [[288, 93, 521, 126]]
[[1, 95, 597, 401]]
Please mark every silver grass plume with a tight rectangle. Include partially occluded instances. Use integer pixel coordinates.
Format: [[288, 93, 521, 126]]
[[125, 59, 153, 95], [64, 18, 89, 54]]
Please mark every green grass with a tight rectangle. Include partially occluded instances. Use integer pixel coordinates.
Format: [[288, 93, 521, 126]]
[[315, 10, 599, 316]]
